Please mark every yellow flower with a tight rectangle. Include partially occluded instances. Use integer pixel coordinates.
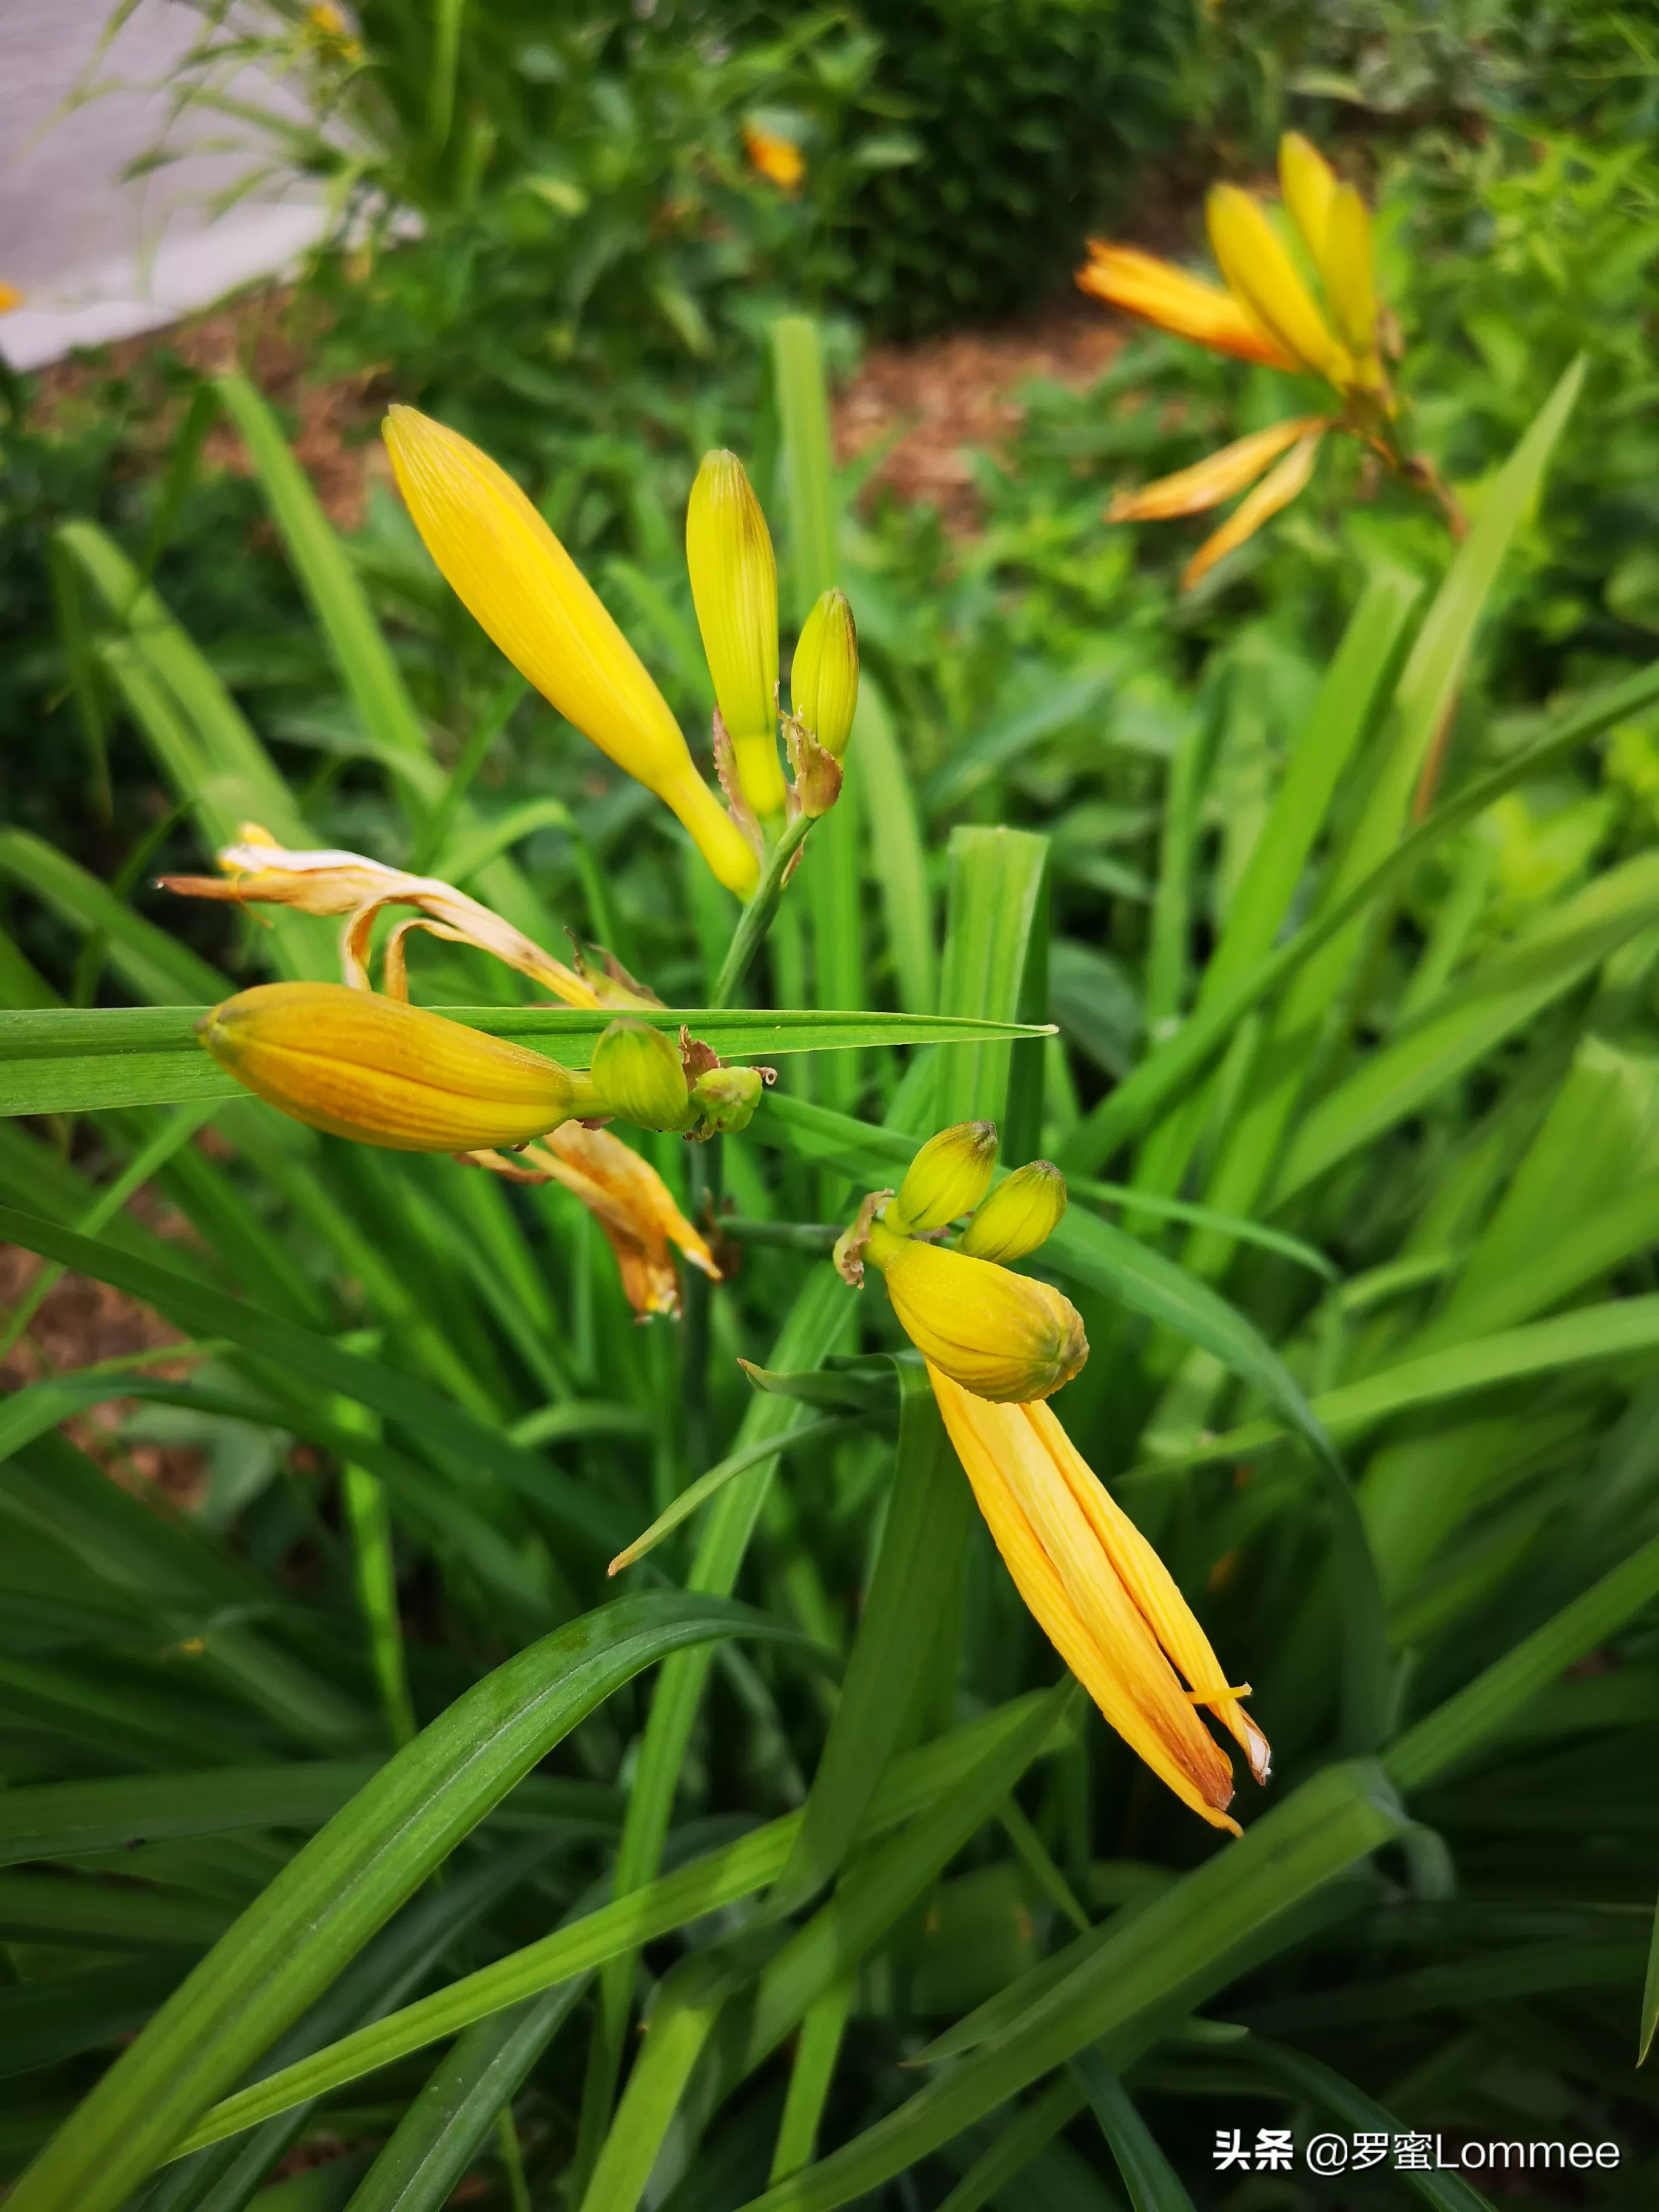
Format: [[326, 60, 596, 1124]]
[[743, 122, 805, 195], [1076, 134, 1413, 588], [473, 1122, 720, 1318], [928, 1366, 1270, 1832], [200, 983, 600, 1152], [160, 823, 609, 1008], [865, 1218, 1087, 1404], [958, 1160, 1068, 1262], [383, 407, 759, 897], [0, 283, 23, 317], [789, 588, 859, 762], [888, 1119, 999, 1235], [686, 451, 786, 820]]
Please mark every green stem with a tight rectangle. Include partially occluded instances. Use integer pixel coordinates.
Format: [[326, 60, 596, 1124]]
[[711, 813, 813, 1011], [719, 1218, 840, 1253]]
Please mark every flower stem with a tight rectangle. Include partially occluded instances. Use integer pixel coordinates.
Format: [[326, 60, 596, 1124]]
[[711, 811, 813, 1011]]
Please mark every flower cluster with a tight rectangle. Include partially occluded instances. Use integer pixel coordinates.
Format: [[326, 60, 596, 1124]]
[[1078, 133, 1456, 588], [837, 1122, 1270, 1832], [381, 411, 857, 893]]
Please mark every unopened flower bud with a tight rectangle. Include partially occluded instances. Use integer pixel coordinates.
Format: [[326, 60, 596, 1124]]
[[790, 588, 859, 760], [866, 1220, 1087, 1403], [591, 1019, 695, 1133], [689, 1062, 765, 1136], [959, 1161, 1068, 1262], [686, 451, 786, 819], [890, 1121, 998, 1235], [200, 983, 597, 1151]]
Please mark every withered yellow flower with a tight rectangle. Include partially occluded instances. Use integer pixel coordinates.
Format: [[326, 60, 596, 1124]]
[[1074, 133, 1449, 587], [958, 1160, 1067, 1262], [476, 1122, 720, 1318], [865, 1218, 1087, 1404], [161, 824, 606, 1008], [201, 983, 601, 1152], [789, 588, 859, 762], [686, 451, 787, 820], [383, 407, 759, 897], [928, 1365, 1269, 1831]]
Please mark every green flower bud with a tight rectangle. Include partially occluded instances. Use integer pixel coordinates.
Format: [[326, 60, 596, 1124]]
[[959, 1161, 1068, 1262], [689, 1062, 765, 1136], [890, 1120, 998, 1235], [789, 588, 859, 760], [591, 1018, 695, 1132]]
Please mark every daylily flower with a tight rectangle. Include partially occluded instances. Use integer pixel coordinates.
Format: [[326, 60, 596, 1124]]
[[160, 823, 630, 1008], [686, 451, 788, 821], [742, 121, 805, 195], [928, 1366, 1270, 1832], [1079, 134, 1456, 588], [836, 1124, 1269, 1828], [199, 982, 602, 1152], [383, 407, 760, 897], [469, 1122, 720, 1319]]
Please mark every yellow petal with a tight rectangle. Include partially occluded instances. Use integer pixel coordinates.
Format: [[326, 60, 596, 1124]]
[[383, 407, 757, 898], [1321, 183, 1381, 371], [1278, 132, 1338, 263], [1107, 416, 1331, 523], [1031, 1400, 1271, 1783], [1205, 186, 1349, 387], [928, 1367, 1239, 1831], [201, 983, 597, 1152], [869, 1224, 1087, 1403], [743, 122, 805, 195], [1181, 427, 1325, 591], [686, 451, 786, 818], [1076, 243, 1295, 370]]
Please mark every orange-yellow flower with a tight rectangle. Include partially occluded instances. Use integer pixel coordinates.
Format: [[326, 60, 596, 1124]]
[[928, 1366, 1270, 1832], [1077, 133, 1411, 587], [200, 983, 600, 1152], [743, 122, 805, 195], [472, 1122, 720, 1318]]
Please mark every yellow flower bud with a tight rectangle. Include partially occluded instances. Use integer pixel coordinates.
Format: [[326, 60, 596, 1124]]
[[890, 1121, 999, 1235], [789, 588, 859, 760], [200, 983, 598, 1151], [590, 1019, 695, 1133], [686, 450, 786, 820], [866, 1221, 1087, 1404], [383, 407, 758, 899], [1278, 132, 1338, 263], [959, 1161, 1068, 1262]]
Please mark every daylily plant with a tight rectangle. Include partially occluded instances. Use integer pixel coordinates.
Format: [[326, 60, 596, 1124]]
[[837, 1121, 1270, 1831], [1078, 132, 1460, 588]]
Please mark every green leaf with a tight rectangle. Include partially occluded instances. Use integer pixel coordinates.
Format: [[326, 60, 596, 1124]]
[[731, 1761, 1408, 2212], [853, 677, 936, 1017], [1070, 2052, 1194, 2212], [0, 1006, 1054, 1119], [8, 1594, 790, 2212], [177, 1695, 1059, 2148], [340, 1983, 585, 2212], [581, 1951, 749, 2212], [766, 1364, 971, 1915], [1386, 1525, 1659, 1792], [1248, 2042, 1493, 2212], [933, 826, 1050, 1147], [934, 2079, 1088, 2212], [0, 1766, 377, 1869]]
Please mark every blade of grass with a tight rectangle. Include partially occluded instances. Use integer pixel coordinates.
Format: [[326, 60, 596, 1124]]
[[1070, 2052, 1193, 2212]]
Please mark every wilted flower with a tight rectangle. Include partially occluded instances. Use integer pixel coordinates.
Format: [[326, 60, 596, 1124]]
[[1078, 133, 1457, 587], [383, 407, 759, 896], [200, 983, 600, 1152], [160, 823, 618, 1008], [473, 1122, 720, 1319], [928, 1366, 1269, 1831]]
